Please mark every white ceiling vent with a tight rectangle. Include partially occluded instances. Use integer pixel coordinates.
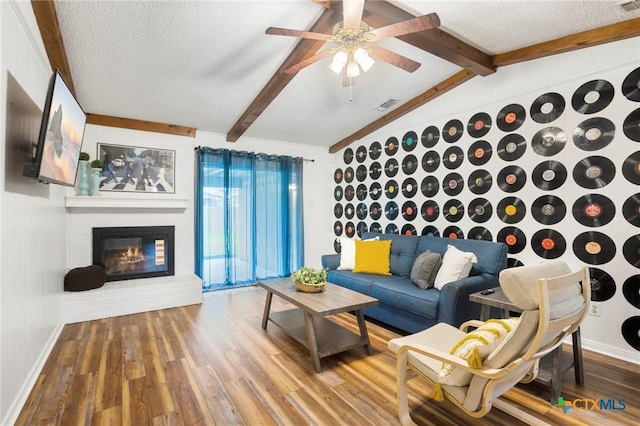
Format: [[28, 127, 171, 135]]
[[616, 0, 640, 11], [375, 99, 400, 112]]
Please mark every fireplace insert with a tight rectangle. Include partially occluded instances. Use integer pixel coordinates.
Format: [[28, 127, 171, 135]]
[[92, 226, 175, 281]]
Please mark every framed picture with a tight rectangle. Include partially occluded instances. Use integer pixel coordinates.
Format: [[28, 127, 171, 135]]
[[97, 143, 175, 193]]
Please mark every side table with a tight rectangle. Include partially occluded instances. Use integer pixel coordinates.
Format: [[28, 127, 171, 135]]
[[469, 286, 584, 404]]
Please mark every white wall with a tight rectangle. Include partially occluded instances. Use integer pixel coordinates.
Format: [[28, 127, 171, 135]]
[[0, 1, 66, 423]]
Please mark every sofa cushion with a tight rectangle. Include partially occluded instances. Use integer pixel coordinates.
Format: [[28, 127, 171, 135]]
[[362, 232, 419, 277], [337, 236, 379, 270], [410, 250, 442, 289], [327, 270, 409, 295], [369, 278, 440, 320], [353, 240, 392, 275], [417, 237, 506, 276], [434, 245, 478, 290]]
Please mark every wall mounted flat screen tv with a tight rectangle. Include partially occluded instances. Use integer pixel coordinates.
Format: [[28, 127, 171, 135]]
[[23, 69, 87, 186]]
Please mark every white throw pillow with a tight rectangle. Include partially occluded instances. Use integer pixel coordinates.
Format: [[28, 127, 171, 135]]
[[337, 236, 379, 270], [434, 245, 478, 290]]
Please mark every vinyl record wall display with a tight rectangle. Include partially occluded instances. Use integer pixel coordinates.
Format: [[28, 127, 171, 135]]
[[334, 203, 343, 218], [334, 221, 343, 236], [573, 231, 616, 265], [623, 235, 640, 268], [623, 151, 640, 184], [531, 229, 566, 259], [356, 145, 367, 163], [422, 151, 440, 172], [621, 316, 640, 351], [402, 177, 418, 198], [421, 126, 440, 148], [498, 227, 526, 254], [385, 224, 399, 234], [356, 184, 367, 201], [468, 227, 493, 241], [468, 140, 492, 165], [385, 180, 398, 199], [402, 201, 417, 221], [401, 224, 417, 235], [498, 166, 526, 193], [532, 127, 567, 156], [572, 194, 615, 227], [623, 108, 640, 142], [344, 167, 354, 183], [385, 137, 399, 156], [334, 168, 343, 184], [532, 160, 567, 190], [356, 203, 368, 220], [507, 258, 524, 268], [422, 226, 440, 237], [421, 176, 439, 197], [443, 226, 464, 239], [468, 198, 493, 223], [531, 195, 566, 225], [442, 119, 464, 143], [443, 199, 464, 222], [573, 156, 616, 189], [370, 222, 382, 233], [344, 203, 354, 219], [443, 173, 464, 196], [402, 155, 418, 175], [356, 165, 367, 182], [622, 66, 640, 102], [402, 131, 419, 151], [357, 222, 368, 237], [623, 275, 640, 309], [385, 201, 399, 220], [369, 162, 382, 180], [497, 197, 526, 224], [343, 148, 354, 164], [369, 141, 382, 160], [345, 222, 355, 238], [384, 158, 399, 177], [443, 146, 464, 169], [369, 182, 382, 200], [421, 200, 439, 222], [623, 194, 640, 227], [344, 185, 355, 201], [571, 79, 615, 114], [530, 92, 565, 123], [589, 268, 616, 302], [468, 170, 493, 194], [497, 134, 526, 161], [370, 202, 382, 220], [467, 112, 492, 138], [572, 118, 615, 151], [497, 103, 526, 132], [334, 186, 343, 201]]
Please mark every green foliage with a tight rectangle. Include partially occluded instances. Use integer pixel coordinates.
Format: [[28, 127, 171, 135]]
[[291, 266, 328, 285], [79, 152, 90, 161], [90, 159, 103, 169]]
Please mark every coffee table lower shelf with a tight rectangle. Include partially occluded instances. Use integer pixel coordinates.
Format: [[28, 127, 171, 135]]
[[269, 308, 369, 359]]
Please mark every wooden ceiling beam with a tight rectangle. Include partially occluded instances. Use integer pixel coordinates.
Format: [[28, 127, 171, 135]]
[[86, 114, 196, 138], [226, 8, 342, 142]]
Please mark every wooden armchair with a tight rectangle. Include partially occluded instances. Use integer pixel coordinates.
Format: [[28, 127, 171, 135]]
[[388, 261, 590, 425]]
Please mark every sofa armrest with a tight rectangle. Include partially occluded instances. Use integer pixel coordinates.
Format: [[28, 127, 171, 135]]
[[321, 254, 340, 270], [437, 274, 498, 327]]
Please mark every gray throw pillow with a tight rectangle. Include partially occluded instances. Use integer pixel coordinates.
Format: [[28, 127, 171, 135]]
[[410, 250, 443, 290]]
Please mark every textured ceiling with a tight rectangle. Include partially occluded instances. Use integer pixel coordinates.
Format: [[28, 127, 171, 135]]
[[53, 0, 640, 147]]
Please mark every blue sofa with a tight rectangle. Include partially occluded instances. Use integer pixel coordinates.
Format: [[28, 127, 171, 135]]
[[321, 233, 508, 334]]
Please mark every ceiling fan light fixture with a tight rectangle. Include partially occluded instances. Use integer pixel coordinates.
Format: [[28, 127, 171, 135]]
[[329, 49, 349, 75], [347, 59, 360, 78], [354, 48, 375, 72]]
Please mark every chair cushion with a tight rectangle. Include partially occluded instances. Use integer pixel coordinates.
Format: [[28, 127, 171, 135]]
[[353, 240, 392, 275], [410, 250, 442, 289], [434, 245, 478, 290]]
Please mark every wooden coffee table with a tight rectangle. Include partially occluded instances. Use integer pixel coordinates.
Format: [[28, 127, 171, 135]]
[[257, 278, 378, 372]]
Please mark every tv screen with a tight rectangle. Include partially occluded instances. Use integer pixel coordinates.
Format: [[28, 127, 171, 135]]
[[24, 69, 87, 186]]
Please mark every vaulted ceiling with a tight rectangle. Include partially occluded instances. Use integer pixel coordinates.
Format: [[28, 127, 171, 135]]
[[34, 1, 640, 152]]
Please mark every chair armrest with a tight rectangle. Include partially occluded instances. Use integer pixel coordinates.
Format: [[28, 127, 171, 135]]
[[321, 254, 340, 270], [438, 274, 499, 326], [460, 320, 485, 332]]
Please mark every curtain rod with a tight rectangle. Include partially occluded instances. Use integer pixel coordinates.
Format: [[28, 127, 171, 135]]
[[194, 146, 314, 162]]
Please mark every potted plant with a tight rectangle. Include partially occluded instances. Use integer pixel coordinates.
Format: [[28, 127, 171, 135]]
[[291, 266, 328, 293], [79, 152, 90, 161]]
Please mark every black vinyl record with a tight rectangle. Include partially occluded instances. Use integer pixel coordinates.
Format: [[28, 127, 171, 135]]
[[468, 169, 493, 195], [573, 117, 615, 151], [589, 267, 616, 302], [572, 79, 615, 114], [384, 180, 398, 199], [468, 226, 493, 241], [356, 222, 368, 238], [468, 198, 493, 223], [334, 238, 342, 253], [623, 151, 640, 184], [385, 223, 399, 234], [356, 145, 367, 163], [623, 235, 640, 268], [334, 221, 343, 236], [356, 184, 367, 201], [532, 127, 567, 156], [344, 167, 354, 183], [497, 103, 526, 132], [443, 199, 464, 223], [344, 203, 354, 220], [355, 165, 367, 182], [621, 316, 640, 351], [369, 202, 382, 220], [402, 201, 418, 221], [369, 141, 382, 160], [498, 165, 527, 193], [507, 258, 524, 268], [443, 172, 464, 196], [421, 126, 440, 148], [401, 224, 417, 236], [385, 201, 399, 220], [623, 108, 640, 142], [531, 195, 566, 225], [497, 227, 527, 254], [623, 194, 640, 227], [572, 194, 615, 227], [402, 177, 418, 198], [369, 162, 382, 180], [344, 185, 355, 201], [530, 92, 565, 123], [422, 226, 440, 237], [443, 119, 464, 143], [421, 151, 440, 172], [345, 222, 355, 238], [402, 154, 418, 175], [622, 66, 640, 102], [467, 112, 492, 138], [573, 156, 616, 189], [443, 226, 464, 239], [468, 140, 492, 166], [497, 197, 526, 224], [421, 176, 440, 197], [356, 202, 368, 220], [573, 231, 616, 265], [334, 203, 343, 218], [443, 146, 464, 169], [384, 158, 399, 177], [532, 160, 567, 191], [623, 275, 640, 309], [369, 182, 382, 200], [385, 137, 399, 156], [334, 168, 343, 184], [497, 134, 526, 161], [370, 222, 382, 234], [402, 131, 419, 152], [343, 148, 354, 164], [531, 229, 566, 259], [334, 186, 343, 201], [421, 200, 440, 222]]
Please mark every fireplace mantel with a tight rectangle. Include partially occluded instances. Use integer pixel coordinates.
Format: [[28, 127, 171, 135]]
[[65, 196, 188, 211]]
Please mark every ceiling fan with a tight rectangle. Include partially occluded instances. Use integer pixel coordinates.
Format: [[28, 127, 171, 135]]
[[266, 0, 440, 79]]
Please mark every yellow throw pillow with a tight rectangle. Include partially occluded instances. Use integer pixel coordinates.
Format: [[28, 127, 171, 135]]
[[353, 240, 392, 275]]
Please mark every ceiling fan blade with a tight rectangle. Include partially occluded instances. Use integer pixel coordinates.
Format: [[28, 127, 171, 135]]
[[369, 46, 421, 73], [284, 49, 333, 74], [266, 27, 331, 41], [368, 13, 440, 40], [343, 0, 365, 29]]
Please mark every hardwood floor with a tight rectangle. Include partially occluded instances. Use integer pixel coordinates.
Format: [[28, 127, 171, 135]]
[[17, 286, 640, 425]]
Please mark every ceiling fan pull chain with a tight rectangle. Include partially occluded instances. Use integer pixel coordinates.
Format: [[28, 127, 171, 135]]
[[349, 77, 353, 102]]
